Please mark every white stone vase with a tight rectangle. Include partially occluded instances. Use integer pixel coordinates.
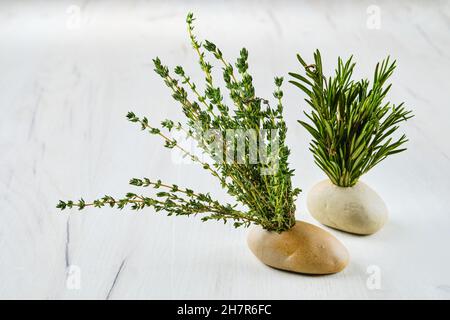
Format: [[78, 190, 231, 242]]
[[307, 179, 388, 235]]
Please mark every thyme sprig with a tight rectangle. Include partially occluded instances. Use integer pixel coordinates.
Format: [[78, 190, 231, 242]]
[[57, 178, 256, 228], [57, 13, 300, 233], [289, 50, 413, 187]]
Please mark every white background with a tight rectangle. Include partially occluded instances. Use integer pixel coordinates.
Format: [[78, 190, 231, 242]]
[[1, 0, 449, 299]]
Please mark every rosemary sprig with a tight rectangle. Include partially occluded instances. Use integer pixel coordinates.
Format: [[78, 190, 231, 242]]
[[289, 50, 414, 187], [57, 13, 301, 233]]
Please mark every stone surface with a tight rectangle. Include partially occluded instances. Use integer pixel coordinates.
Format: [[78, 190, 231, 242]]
[[247, 221, 349, 274], [307, 180, 388, 235]]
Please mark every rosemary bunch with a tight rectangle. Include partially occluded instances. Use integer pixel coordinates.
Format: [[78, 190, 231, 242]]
[[57, 13, 301, 233], [289, 50, 413, 187]]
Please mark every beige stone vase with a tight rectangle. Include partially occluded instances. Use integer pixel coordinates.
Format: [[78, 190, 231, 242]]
[[247, 221, 349, 274], [307, 179, 388, 235]]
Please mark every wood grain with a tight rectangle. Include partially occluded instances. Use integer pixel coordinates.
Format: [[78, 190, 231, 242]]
[[0, 0, 449, 299]]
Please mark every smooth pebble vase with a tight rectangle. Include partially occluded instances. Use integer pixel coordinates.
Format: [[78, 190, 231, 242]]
[[307, 179, 388, 235], [247, 220, 349, 274]]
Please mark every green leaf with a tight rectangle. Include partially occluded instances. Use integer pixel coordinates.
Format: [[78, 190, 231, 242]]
[[290, 49, 413, 186]]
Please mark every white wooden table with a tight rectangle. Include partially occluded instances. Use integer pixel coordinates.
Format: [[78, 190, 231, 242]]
[[1, 0, 449, 299]]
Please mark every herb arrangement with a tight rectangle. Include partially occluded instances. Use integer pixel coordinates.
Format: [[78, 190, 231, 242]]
[[57, 13, 301, 233], [289, 51, 413, 187]]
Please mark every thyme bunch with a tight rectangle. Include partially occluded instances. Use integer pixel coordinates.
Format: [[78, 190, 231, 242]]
[[57, 13, 300, 233], [289, 50, 413, 187]]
